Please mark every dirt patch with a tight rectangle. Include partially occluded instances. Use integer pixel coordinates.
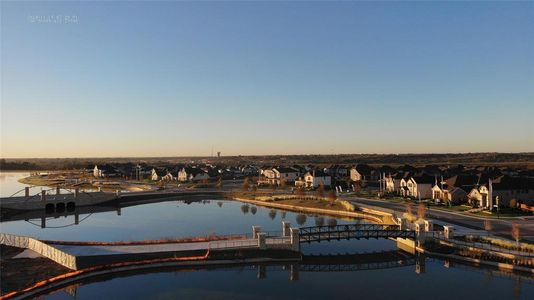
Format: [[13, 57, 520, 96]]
[[0, 245, 70, 295]]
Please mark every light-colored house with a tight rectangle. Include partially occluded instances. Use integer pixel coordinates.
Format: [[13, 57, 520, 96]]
[[258, 167, 299, 185], [151, 168, 174, 181], [177, 167, 210, 182], [349, 164, 373, 182], [93, 165, 120, 178], [384, 173, 403, 193], [469, 177, 534, 208], [273, 167, 300, 183], [93, 165, 102, 178], [295, 170, 332, 188], [468, 184, 492, 209], [431, 184, 468, 204], [400, 174, 434, 199]]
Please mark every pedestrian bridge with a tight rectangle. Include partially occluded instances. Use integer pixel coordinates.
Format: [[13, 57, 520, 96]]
[[299, 224, 416, 243]]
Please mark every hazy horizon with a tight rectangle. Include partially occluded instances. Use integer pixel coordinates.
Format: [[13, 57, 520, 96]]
[[1, 1, 533, 158], [2, 151, 534, 161]]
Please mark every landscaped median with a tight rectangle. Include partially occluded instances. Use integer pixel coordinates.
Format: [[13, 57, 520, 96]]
[[229, 193, 394, 224]]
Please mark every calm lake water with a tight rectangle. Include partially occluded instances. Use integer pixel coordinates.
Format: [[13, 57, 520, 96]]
[[1, 172, 533, 299]]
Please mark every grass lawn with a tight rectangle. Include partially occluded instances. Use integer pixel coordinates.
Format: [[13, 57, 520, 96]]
[[237, 194, 353, 212], [18, 176, 63, 187], [471, 209, 532, 218], [383, 197, 407, 203], [272, 198, 349, 211], [431, 205, 472, 212]]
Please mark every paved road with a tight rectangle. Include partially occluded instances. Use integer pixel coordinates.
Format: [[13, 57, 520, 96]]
[[345, 196, 534, 243]]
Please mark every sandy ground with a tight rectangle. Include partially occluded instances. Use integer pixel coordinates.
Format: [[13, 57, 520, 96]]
[[0, 245, 70, 295]]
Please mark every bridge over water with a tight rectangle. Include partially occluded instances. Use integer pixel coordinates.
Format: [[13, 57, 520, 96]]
[[1, 222, 415, 270]]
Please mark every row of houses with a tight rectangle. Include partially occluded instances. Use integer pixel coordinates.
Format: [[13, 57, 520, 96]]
[[257, 166, 332, 188], [257, 164, 534, 208], [383, 171, 534, 208], [87, 163, 534, 208], [88, 164, 261, 182]]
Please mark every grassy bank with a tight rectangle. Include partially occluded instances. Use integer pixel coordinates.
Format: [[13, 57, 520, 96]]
[[18, 176, 63, 187], [234, 193, 355, 212], [230, 193, 388, 223]]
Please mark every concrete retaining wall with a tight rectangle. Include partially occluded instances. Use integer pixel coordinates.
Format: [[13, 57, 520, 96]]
[[0, 233, 77, 270]]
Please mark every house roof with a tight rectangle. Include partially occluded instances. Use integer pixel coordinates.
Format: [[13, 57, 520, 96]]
[[99, 164, 120, 173], [411, 174, 436, 184], [492, 176, 533, 190], [354, 164, 373, 176], [309, 169, 329, 177], [274, 167, 298, 173]]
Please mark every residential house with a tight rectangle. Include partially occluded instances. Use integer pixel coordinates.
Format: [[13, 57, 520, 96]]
[[349, 164, 374, 182], [402, 174, 435, 199], [273, 167, 300, 183], [384, 172, 404, 194], [93, 164, 121, 178], [468, 184, 492, 209], [151, 168, 174, 181], [177, 167, 210, 182], [490, 176, 534, 206], [325, 165, 349, 179], [295, 170, 332, 188], [431, 181, 468, 204], [258, 167, 299, 185]]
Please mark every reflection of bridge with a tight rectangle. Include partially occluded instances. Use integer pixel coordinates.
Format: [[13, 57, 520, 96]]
[[10, 250, 417, 299], [0, 195, 216, 227], [300, 251, 415, 272], [0, 188, 225, 213], [299, 224, 416, 243]]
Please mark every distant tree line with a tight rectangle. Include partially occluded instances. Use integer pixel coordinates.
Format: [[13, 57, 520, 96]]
[[0, 159, 41, 170], [1, 152, 533, 171]]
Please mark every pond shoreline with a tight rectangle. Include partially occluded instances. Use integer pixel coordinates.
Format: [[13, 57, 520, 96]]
[[232, 196, 392, 224]]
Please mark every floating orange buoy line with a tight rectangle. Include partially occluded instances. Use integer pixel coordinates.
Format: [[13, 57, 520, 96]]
[[0, 249, 210, 300], [40, 235, 246, 246]]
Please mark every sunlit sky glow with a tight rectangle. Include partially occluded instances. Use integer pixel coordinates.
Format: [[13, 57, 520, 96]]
[[1, 1, 533, 158]]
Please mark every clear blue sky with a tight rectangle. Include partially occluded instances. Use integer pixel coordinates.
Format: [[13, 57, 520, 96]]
[[1, 1, 533, 158]]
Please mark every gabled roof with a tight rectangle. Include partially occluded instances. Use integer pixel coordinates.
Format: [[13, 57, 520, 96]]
[[492, 176, 533, 190], [354, 164, 373, 176], [99, 164, 120, 173], [153, 168, 170, 176], [274, 167, 298, 174], [308, 169, 329, 177], [411, 174, 436, 184]]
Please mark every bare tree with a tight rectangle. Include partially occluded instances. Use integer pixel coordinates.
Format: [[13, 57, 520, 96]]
[[296, 186, 305, 197], [417, 203, 426, 220], [509, 198, 518, 209], [484, 220, 492, 231], [216, 177, 223, 189], [328, 189, 337, 206], [406, 202, 413, 217], [512, 223, 521, 245], [316, 182, 325, 198], [242, 177, 250, 191]]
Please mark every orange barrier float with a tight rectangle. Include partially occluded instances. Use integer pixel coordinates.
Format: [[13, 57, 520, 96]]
[[40, 235, 246, 246]]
